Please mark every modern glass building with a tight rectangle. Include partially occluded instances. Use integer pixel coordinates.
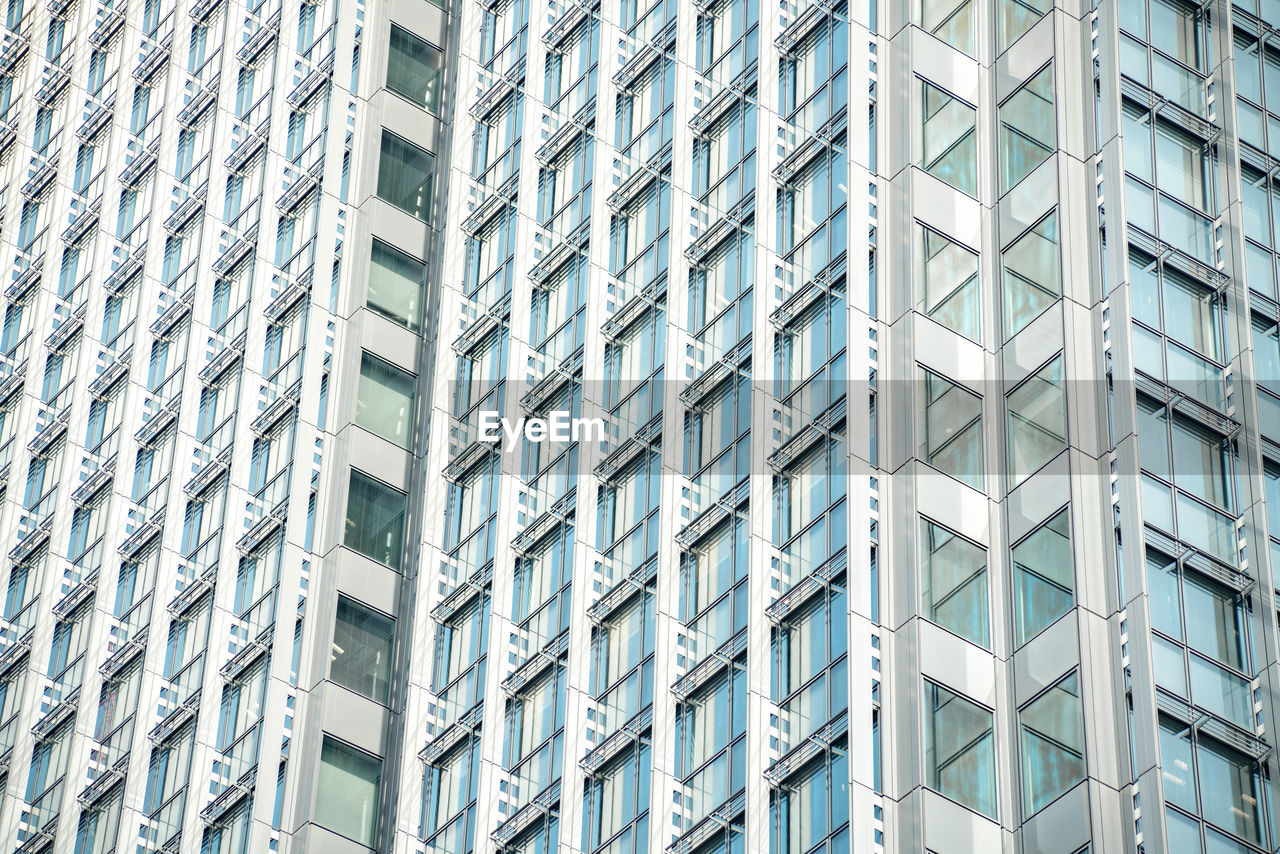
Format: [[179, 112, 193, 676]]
[[0, 0, 1279, 850]]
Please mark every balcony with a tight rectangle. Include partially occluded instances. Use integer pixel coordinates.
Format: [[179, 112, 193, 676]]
[[163, 185, 206, 234], [26, 404, 69, 457], [133, 34, 170, 83], [35, 62, 71, 107], [21, 155, 58, 200], [76, 95, 113, 141], [44, 302, 86, 354], [118, 509, 164, 562], [286, 53, 332, 109], [31, 687, 79, 741], [211, 225, 257, 276], [177, 73, 218, 128], [275, 160, 322, 214], [775, 0, 837, 51], [0, 118, 16, 158], [88, 3, 126, 48], [62, 198, 101, 246], [149, 286, 194, 338], [188, 0, 222, 24], [77, 754, 127, 807], [119, 138, 159, 188], [99, 625, 147, 680], [5, 254, 42, 302], [236, 9, 279, 64], [0, 32, 29, 75]]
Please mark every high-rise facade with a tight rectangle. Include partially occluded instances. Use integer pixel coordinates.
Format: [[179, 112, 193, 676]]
[[1, 0, 1280, 850]]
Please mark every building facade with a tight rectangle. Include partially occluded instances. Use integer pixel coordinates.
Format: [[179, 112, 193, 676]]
[[0, 0, 1278, 850]]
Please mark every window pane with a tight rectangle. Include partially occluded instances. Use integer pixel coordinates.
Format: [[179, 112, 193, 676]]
[[357, 352, 416, 448], [1012, 508, 1073, 646], [920, 520, 989, 648], [331, 596, 395, 704], [378, 131, 436, 222], [368, 239, 425, 332], [921, 80, 977, 196], [344, 470, 407, 569], [919, 225, 980, 341], [1002, 212, 1060, 339], [1155, 122, 1210, 212], [1196, 738, 1261, 844], [1165, 807, 1204, 854], [1162, 271, 1219, 361], [1158, 716, 1197, 813], [920, 369, 984, 490], [387, 24, 443, 112], [1149, 0, 1203, 70], [925, 681, 995, 817], [999, 65, 1055, 193], [920, 0, 973, 55], [1181, 575, 1246, 672], [1019, 672, 1085, 816], [1169, 417, 1230, 511], [997, 0, 1051, 54], [1007, 355, 1066, 483], [316, 737, 381, 847]]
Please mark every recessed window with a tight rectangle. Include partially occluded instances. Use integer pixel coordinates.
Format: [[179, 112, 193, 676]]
[[997, 0, 1050, 54], [387, 24, 443, 113], [368, 239, 425, 332], [1019, 672, 1085, 816], [999, 64, 1055, 194], [1012, 508, 1073, 646], [920, 518, 989, 648], [920, 0, 973, 55], [356, 352, 416, 449], [918, 224, 979, 341], [925, 680, 995, 817], [919, 369, 984, 490], [331, 596, 395, 704], [1002, 211, 1060, 339], [377, 131, 435, 222], [344, 469, 407, 570], [921, 80, 977, 197], [316, 736, 382, 847], [1006, 354, 1066, 483]]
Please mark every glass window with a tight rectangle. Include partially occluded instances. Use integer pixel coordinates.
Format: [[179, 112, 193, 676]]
[[316, 737, 381, 847], [331, 596, 395, 704], [344, 469, 407, 570], [920, 0, 973, 55], [772, 741, 851, 852], [356, 352, 416, 448], [368, 239, 425, 333], [925, 681, 995, 817], [377, 131, 436, 222], [999, 64, 1055, 194], [1159, 715, 1197, 812], [921, 80, 977, 197], [1006, 355, 1066, 483], [387, 24, 443, 113], [920, 519, 989, 648], [1012, 508, 1073, 646], [918, 224, 979, 341], [424, 739, 479, 839], [1002, 211, 1060, 339], [1196, 738, 1262, 844], [584, 742, 651, 851], [1147, 553, 1253, 728], [997, 0, 1050, 54], [920, 369, 984, 490], [1019, 672, 1085, 816]]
